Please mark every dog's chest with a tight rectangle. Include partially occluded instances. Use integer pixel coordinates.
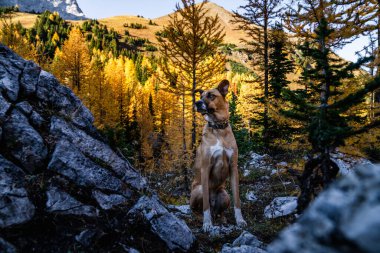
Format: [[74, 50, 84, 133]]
[[209, 139, 234, 160]]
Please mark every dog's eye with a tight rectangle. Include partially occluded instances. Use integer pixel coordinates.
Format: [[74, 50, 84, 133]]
[[208, 93, 216, 100]]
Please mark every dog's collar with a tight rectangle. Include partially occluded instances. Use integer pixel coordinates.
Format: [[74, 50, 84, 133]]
[[208, 120, 229, 130]]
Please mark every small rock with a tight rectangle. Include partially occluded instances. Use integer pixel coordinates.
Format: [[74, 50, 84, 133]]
[[270, 168, 286, 176], [277, 162, 288, 167], [221, 231, 267, 253], [264, 197, 297, 219], [245, 191, 258, 202], [46, 187, 98, 217], [243, 170, 251, 177], [0, 237, 16, 253], [75, 229, 98, 247], [16, 101, 33, 116], [331, 152, 372, 176], [92, 190, 129, 210], [128, 195, 195, 252]]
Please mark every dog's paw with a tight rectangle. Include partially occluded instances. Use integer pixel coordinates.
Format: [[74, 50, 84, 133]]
[[202, 221, 214, 232], [234, 208, 247, 228], [236, 218, 247, 228]]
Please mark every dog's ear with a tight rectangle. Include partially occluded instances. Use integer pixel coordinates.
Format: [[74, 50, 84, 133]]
[[217, 80, 229, 97], [194, 89, 204, 96]]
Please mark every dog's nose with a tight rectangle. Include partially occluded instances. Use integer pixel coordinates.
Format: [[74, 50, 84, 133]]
[[195, 100, 203, 107], [195, 100, 206, 110]]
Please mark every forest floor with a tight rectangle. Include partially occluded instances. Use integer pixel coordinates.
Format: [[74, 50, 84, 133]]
[[144, 151, 302, 252]]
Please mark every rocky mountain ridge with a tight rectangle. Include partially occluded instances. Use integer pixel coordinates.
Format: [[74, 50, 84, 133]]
[[0, 0, 85, 20]]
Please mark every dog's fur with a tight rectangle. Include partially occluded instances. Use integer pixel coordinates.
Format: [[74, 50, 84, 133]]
[[190, 80, 247, 232]]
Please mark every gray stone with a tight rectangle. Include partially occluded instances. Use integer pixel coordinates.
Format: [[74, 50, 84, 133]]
[[0, 92, 10, 121], [331, 152, 373, 176], [46, 187, 98, 217], [3, 109, 48, 173], [36, 70, 94, 130], [0, 237, 16, 253], [75, 229, 98, 247], [0, 155, 35, 228], [50, 117, 147, 190], [264, 197, 298, 219], [221, 231, 267, 253], [128, 195, 195, 252], [268, 164, 380, 253], [20, 60, 40, 96], [16, 101, 33, 116], [245, 191, 258, 202], [92, 190, 129, 210], [48, 139, 127, 194], [30, 110, 45, 128]]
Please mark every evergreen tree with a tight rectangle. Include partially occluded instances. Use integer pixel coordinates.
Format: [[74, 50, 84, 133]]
[[233, 0, 283, 149], [269, 23, 294, 99], [283, 1, 380, 212], [229, 93, 252, 156]]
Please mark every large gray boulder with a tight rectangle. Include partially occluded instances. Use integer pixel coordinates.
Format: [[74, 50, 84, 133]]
[[0, 44, 194, 252], [268, 163, 380, 253]]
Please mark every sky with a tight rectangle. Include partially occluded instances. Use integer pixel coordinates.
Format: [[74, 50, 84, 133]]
[[76, 0, 367, 63]]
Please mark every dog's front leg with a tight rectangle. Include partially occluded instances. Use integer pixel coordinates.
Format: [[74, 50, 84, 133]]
[[230, 154, 247, 227], [201, 158, 213, 232]]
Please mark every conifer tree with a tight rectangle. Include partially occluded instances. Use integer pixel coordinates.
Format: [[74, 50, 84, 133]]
[[269, 23, 294, 99], [52, 28, 91, 93], [157, 0, 226, 153], [229, 93, 252, 156], [233, 0, 283, 149], [283, 0, 380, 212]]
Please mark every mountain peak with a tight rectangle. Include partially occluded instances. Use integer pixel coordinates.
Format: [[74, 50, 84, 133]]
[[0, 0, 86, 20]]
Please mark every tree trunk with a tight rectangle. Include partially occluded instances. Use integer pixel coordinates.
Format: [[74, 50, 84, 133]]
[[191, 66, 197, 155], [182, 89, 189, 190], [263, 0, 269, 149]]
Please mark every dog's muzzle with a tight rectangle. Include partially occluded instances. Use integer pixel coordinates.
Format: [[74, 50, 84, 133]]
[[195, 100, 208, 115]]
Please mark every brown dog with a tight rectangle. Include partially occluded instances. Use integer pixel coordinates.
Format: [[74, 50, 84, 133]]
[[190, 80, 247, 232]]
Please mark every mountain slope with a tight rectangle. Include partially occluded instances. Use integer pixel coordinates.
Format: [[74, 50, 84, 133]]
[[154, 2, 249, 47], [0, 0, 86, 20]]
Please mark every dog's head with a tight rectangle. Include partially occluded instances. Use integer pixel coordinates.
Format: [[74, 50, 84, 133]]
[[195, 80, 230, 122]]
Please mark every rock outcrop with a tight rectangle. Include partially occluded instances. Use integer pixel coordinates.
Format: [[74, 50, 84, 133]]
[[0, 44, 194, 252], [0, 0, 86, 20], [268, 163, 380, 253]]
